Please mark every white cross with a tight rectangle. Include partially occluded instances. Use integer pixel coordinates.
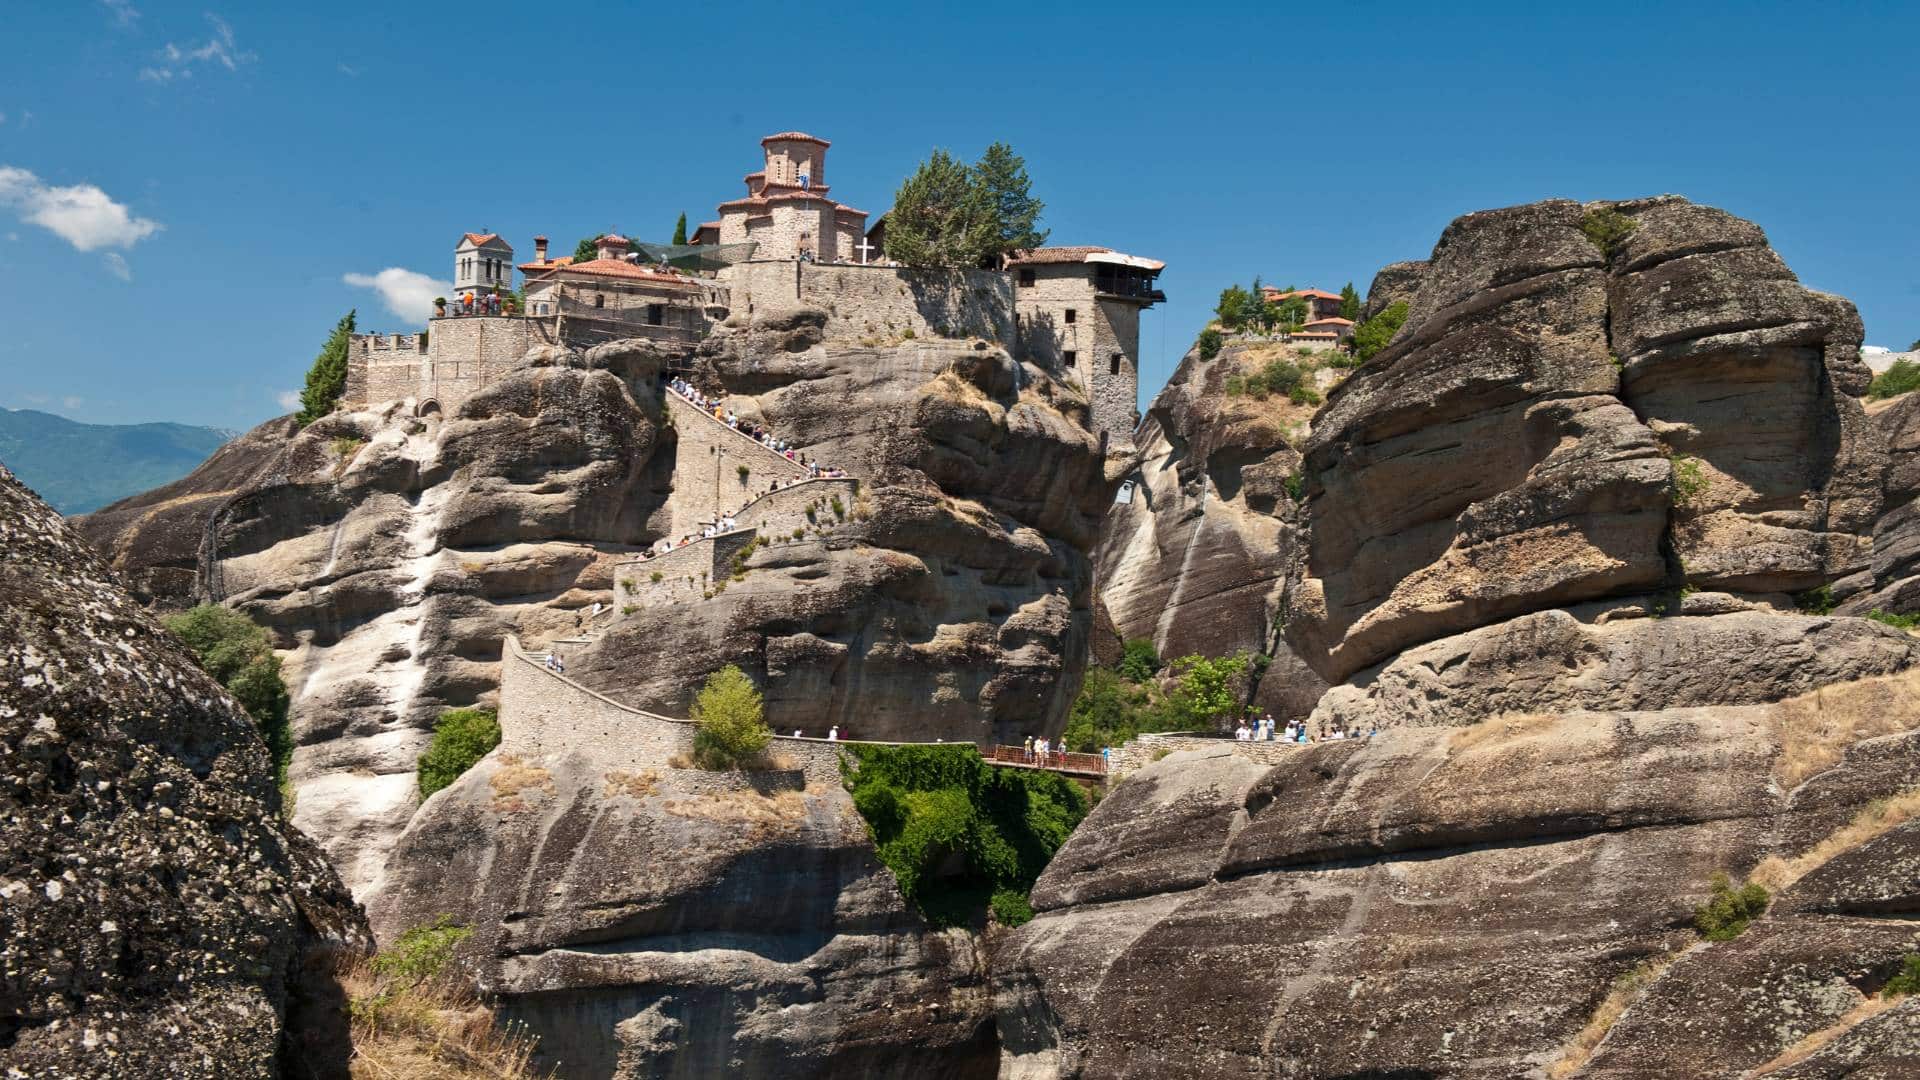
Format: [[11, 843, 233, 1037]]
[[856, 237, 876, 264]]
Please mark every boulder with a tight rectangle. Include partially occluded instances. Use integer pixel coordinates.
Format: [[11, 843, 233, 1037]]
[[0, 463, 366, 1078], [1287, 197, 1882, 682]]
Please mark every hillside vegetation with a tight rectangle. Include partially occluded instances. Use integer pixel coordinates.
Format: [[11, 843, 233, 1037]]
[[0, 408, 228, 514]]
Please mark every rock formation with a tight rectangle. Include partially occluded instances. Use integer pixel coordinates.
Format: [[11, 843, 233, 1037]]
[[564, 310, 1117, 744], [1287, 196, 1880, 683], [1094, 336, 1324, 719], [998, 197, 1920, 1078], [0, 463, 366, 1078], [1840, 391, 1920, 615]]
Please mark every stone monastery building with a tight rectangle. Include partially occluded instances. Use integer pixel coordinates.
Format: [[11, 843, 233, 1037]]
[[345, 132, 1163, 442]]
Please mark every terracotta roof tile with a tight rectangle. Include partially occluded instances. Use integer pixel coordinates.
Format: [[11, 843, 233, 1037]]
[[1303, 317, 1355, 327], [527, 257, 702, 287], [460, 232, 508, 248], [761, 131, 829, 146], [1005, 246, 1113, 265], [1265, 287, 1342, 301]]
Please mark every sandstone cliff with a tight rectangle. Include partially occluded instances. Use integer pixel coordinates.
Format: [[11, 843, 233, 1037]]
[[0, 463, 367, 1078], [1094, 337, 1325, 719], [999, 197, 1920, 1078], [1840, 391, 1920, 616]]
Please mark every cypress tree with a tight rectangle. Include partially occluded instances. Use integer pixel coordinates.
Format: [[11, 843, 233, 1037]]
[[1339, 281, 1361, 321], [672, 213, 688, 246], [295, 309, 355, 426], [973, 142, 1047, 257]]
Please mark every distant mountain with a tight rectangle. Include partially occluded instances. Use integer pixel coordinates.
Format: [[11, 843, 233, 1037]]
[[0, 409, 233, 515]]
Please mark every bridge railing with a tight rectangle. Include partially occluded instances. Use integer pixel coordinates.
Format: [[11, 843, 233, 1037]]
[[987, 745, 1107, 775]]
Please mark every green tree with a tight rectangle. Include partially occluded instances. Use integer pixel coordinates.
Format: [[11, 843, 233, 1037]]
[[690, 664, 771, 768], [1272, 294, 1310, 330], [672, 213, 688, 246], [1693, 873, 1769, 941], [883, 149, 997, 268], [973, 142, 1048, 256], [1118, 638, 1160, 682], [416, 707, 501, 798], [1161, 653, 1249, 729], [1197, 327, 1223, 361], [1869, 359, 1920, 400], [163, 605, 294, 809], [295, 310, 356, 425], [1061, 666, 1153, 753], [1339, 282, 1361, 321], [1350, 300, 1410, 363], [572, 236, 600, 263], [1216, 284, 1255, 329], [1909, 339, 1920, 353]]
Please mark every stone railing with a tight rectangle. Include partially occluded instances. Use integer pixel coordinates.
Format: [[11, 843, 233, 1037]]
[[1105, 732, 1304, 779], [612, 529, 759, 611]]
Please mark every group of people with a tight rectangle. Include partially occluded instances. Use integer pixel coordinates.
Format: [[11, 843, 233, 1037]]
[[665, 377, 849, 479], [1020, 734, 1060, 767], [1233, 714, 1373, 744], [638, 515, 741, 559], [788, 725, 847, 741], [441, 292, 506, 317], [541, 652, 567, 674]]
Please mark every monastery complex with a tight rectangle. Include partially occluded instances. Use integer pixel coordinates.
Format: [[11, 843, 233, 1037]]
[[345, 132, 1164, 443]]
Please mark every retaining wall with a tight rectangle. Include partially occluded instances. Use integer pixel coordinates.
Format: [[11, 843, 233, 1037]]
[[1106, 732, 1303, 779], [721, 261, 1015, 346], [663, 392, 811, 538]]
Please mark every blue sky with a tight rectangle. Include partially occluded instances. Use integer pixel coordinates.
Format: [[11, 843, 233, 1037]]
[[1, 0, 1916, 431]]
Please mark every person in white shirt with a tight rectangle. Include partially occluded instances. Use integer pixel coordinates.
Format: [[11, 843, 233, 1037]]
[[827, 725, 839, 741]]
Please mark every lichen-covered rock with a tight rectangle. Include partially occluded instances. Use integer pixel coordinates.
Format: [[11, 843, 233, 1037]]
[[1094, 336, 1325, 720], [371, 741, 994, 1079], [1287, 196, 1881, 682], [995, 673, 1920, 1078], [0, 463, 367, 1079], [1842, 391, 1920, 615]]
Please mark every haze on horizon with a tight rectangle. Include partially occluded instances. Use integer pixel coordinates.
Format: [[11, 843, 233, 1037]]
[[1, 0, 1915, 431]]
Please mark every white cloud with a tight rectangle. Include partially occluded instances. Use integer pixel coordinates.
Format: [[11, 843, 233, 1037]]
[[338, 63, 361, 77], [140, 14, 254, 83], [344, 268, 450, 324], [0, 166, 163, 252], [62, 396, 85, 411], [276, 390, 300, 411], [101, 0, 140, 28], [102, 252, 131, 280]]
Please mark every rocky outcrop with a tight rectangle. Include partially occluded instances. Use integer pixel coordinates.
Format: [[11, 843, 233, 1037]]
[[0, 463, 366, 1079], [372, 735, 994, 1079], [995, 670, 1920, 1079], [1287, 196, 1882, 683], [80, 349, 673, 900], [1840, 392, 1920, 615], [1093, 337, 1325, 719], [565, 320, 1117, 744]]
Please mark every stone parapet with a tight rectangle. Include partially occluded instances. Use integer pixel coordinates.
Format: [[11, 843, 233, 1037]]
[[1107, 732, 1303, 779]]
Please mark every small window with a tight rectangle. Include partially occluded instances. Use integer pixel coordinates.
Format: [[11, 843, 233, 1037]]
[[1018, 268, 1035, 287], [595, 294, 605, 309], [1110, 353, 1122, 375], [1064, 308, 1076, 324], [1063, 350, 1076, 366], [647, 304, 663, 326]]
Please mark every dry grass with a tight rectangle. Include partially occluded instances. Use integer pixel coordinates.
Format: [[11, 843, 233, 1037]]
[[1448, 712, 1561, 754], [1769, 668, 1920, 789], [1544, 955, 1676, 1079], [1748, 993, 1899, 1076], [488, 754, 554, 813], [602, 769, 660, 799], [339, 955, 547, 1079], [1750, 786, 1920, 892], [662, 786, 815, 838]]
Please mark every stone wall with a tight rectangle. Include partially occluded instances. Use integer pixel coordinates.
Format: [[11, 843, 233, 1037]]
[[720, 261, 1016, 345], [662, 391, 812, 538], [500, 634, 915, 786], [611, 479, 861, 613], [1015, 264, 1140, 443], [1106, 732, 1301, 779], [348, 317, 557, 410]]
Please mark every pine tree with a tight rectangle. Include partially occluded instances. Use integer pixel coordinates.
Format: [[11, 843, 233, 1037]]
[[672, 213, 688, 246], [974, 142, 1047, 257], [1339, 282, 1361, 321], [295, 310, 355, 426], [883, 150, 996, 268], [573, 237, 600, 263]]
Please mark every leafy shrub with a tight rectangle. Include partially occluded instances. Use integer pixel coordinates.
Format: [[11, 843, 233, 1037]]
[[841, 743, 1087, 927], [1693, 873, 1769, 941], [1283, 472, 1306, 502], [737, 464, 751, 482], [690, 665, 771, 769], [416, 707, 501, 798], [830, 495, 846, 520], [1350, 301, 1409, 363], [163, 605, 294, 811], [1580, 207, 1638, 259], [329, 435, 365, 459], [1795, 585, 1835, 615], [1670, 454, 1708, 505], [622, 604, 637, 615], [370, 916, 472, 982], [650, 571, 663, 583], [1870, 360, 1920, 400], [1197, 327, 1222, 362], [1884, 953, 1920, 998], [1226, 357, 1310, 402], [1868, 609, 1920, 630], [1061, 652, 1253, 752], [1118, 638, 1160, 682], [621, 578, 636, 593]]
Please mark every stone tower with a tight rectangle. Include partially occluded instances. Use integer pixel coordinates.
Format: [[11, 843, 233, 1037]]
[[453, 232, 514, 297], [1009, 247, 1166, 447]]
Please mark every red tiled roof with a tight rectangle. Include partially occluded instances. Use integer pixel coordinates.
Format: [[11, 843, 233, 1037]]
[[1291, 331, 1339, 339], [1004, 245, 1113, 265], [696, 220, 722, 231], [1265, 287, 1342, 301], [761, 131, 829, 147], [460, 232, 508, 248], [1302, 317, 1354, 327], [835, 204, 868, 217], [528, 257, 702, 287], [516, 256, 575, 271]]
